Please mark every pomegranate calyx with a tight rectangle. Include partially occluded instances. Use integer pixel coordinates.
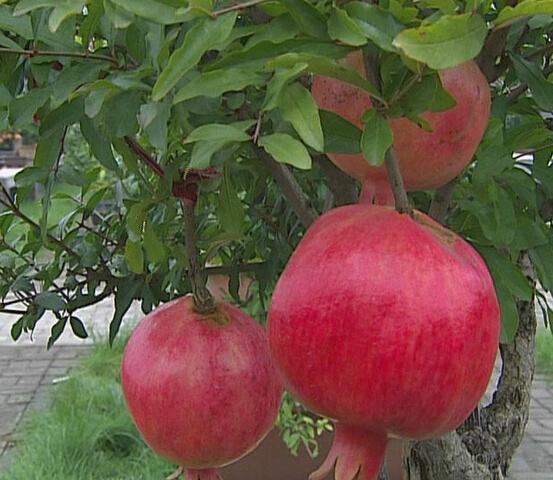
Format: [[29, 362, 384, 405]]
[[309, 424, 388, 480], [185, 469, 222, 480]]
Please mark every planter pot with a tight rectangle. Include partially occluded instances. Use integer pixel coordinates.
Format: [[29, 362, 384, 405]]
[[220, 429, 333, 480]]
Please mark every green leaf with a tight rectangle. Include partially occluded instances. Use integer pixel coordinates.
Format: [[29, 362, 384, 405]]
[[0, 6, 33, 39], [126, 201, 150, 242], [218, 166, 246, 236], [10, 317, 24, 341], [39, 97, 84, 138], [530, 242, 553, 291], [496, 282, 519, 343], [279, 0, 328, 39], [278, 83, 324, 152], [47, 318, 67, 349], [398, 73, 457, 117], [259, 133, 312, 170], [320, 110, 363, 154], [80, 117, 119, 172], [35, 292, 68, 311], [152, 13, 237, 101], [125, 239, 144, 274], [69, 316, 88, 339], [9, 88, 50, 130], [189, 140, 227, 169], [184, 121, 253, 144], [345, 2, 405, 52], [496, 0, 553, 26], [478, 246, 533, 301], [361, 110, 393, 166], [327, 8, 367, 47], [109, 277, 141, 345], [138, 98, 171, 151], [34, 128, 64, 168], [144, 221, 167, 264], [267, 53, 382, 101], [510, 54, 553, 112], [110, 0, 191, 24], [263, 64, 308, 111], [393, 14, 487, 69], [174, 68, 265, 105], [246, 13, 300, 48], [49, 1, 85, 32]]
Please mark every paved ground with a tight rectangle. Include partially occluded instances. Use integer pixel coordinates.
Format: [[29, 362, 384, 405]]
[[0, 300, 551, 478]]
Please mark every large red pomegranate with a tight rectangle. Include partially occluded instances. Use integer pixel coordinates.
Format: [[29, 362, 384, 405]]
[[122, 295, 283, 480], [312, 51, 491, 203], [268, 205, 500, 480]]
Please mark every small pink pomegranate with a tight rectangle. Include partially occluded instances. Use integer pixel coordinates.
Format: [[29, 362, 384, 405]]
[[312, 51, 491, 203], [268, 205, 500, 480], [122, 295, 283, 480]]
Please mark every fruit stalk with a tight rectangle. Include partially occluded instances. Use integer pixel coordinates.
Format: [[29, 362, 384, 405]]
[[384, 149, 412, 215], [182, 199, 215, 314]]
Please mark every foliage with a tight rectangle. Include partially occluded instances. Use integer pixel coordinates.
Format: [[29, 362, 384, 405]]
[[0, 0, 553, 460]]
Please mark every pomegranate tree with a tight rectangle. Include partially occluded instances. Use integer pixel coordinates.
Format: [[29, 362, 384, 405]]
[[312, 51, 491, 203], [268, 205, 500, 480], [122, 295, 283, 480]]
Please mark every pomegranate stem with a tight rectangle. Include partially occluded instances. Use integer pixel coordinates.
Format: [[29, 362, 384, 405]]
[[181, 200, 216, 314]]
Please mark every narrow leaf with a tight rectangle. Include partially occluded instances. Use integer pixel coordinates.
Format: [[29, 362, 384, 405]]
[[259, 133, 312, 170], [152, 13, 237, 101], [393, 14, 487, 69], [278, 83, 324, 152], [361, 110, 393, 166]]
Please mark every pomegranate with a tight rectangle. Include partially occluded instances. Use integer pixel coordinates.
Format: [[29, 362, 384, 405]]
[[268, 205, 500, 480], [312, 51, 491, 203], [122, 295, 283, 480]]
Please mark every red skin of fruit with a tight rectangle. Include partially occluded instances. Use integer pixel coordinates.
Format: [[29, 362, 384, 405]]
[[268, 205, 500, 480], [122, 296, 283, 479], [312, 52, 491, 203]]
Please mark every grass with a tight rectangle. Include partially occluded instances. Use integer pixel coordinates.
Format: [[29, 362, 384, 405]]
[[1, 336, 174, 480], [536, 330, 553, 381]]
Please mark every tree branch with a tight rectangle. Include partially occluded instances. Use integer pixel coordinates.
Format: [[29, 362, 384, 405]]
[[124, 136, 165, 177], [0, 47, 119, 66], [255, 146, 318, 227], [316, 155, 358, 206], [429, 181, 456, 224]]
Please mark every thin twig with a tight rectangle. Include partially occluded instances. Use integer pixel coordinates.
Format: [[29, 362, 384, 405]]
[[0, 308, 27, 315], [212, 0, 268, 17], [255, 146, 318, 227], [385, 149, 412, 215], [389, 72, 423, 106], [429, 180, 456, 224], [0, 47, 118, 66]]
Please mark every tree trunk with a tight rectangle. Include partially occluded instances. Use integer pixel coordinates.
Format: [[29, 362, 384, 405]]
[[401, 256, 537, 479]]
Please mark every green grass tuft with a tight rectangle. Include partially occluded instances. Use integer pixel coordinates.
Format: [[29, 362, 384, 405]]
[[1, 336, 173, 480], [536, 330, 553, 380]]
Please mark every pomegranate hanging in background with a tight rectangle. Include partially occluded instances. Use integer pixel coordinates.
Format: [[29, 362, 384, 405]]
[[312, 51, 491, 204], [122, 295, 283, 480], [268, 205, 500, 480]]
